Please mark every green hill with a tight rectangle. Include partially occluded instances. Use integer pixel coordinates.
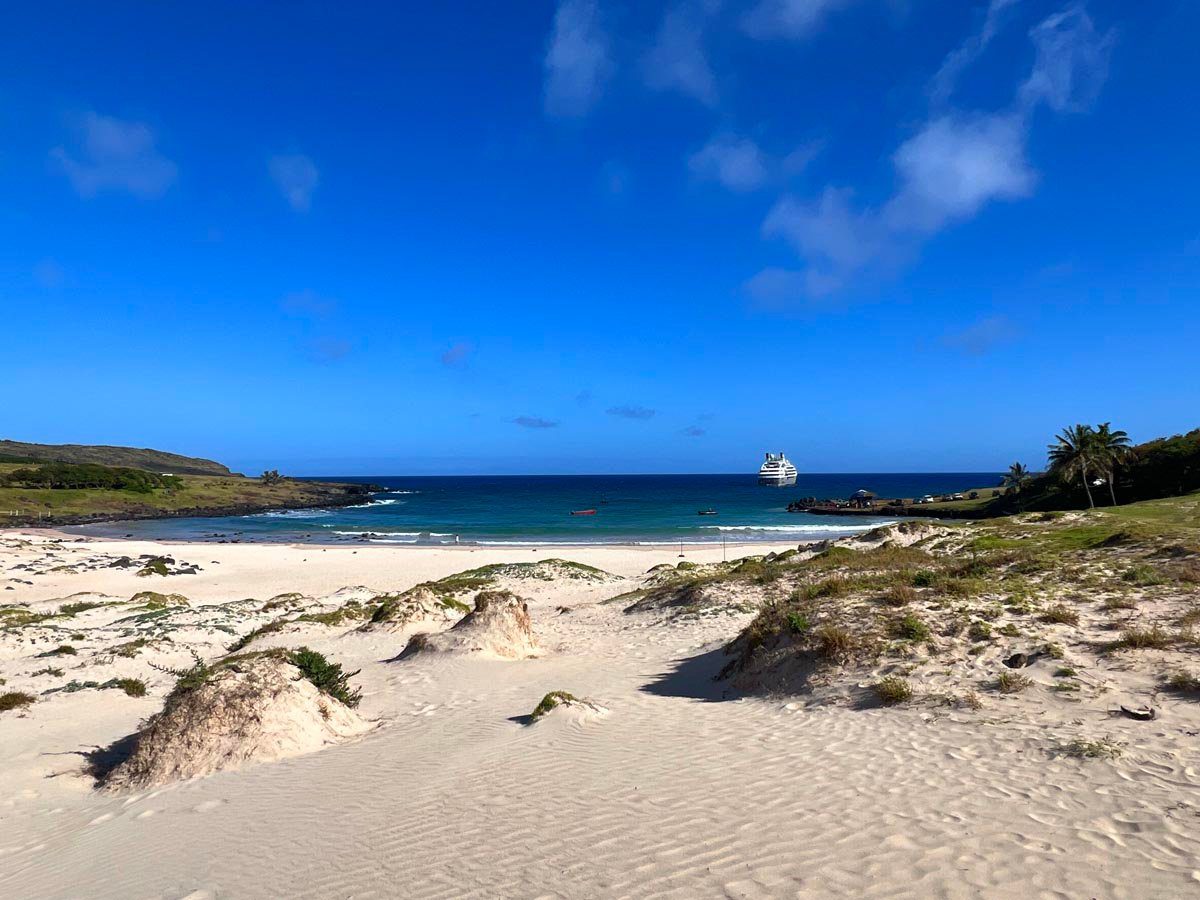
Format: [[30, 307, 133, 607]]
[[0, 440, 232, 477]]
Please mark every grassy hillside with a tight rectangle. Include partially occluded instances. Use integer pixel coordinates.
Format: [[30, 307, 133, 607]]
[[0, 470, 373, 526], [0, 440, 232, 476]]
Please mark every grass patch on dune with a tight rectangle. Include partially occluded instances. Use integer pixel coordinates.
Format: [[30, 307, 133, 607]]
[[226, 619, 289, 653], [996, 672, 1032, 694], [889, 612, 931, 643], [1108, 625, 1175, 651], [872, 676, 914, 706], [1, 691, 36, 713], [1061, 737, 1123, 760], [1040, 604, 1080, 626]]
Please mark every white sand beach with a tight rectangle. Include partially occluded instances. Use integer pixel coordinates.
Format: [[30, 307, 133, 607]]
[[3, 528, 1199, 898]]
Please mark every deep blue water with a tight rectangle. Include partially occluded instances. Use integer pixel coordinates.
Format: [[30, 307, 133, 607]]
[[70, 473, 999, 546]]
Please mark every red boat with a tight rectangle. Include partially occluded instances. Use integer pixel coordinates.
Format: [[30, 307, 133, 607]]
[[570, 509, 597, 516]]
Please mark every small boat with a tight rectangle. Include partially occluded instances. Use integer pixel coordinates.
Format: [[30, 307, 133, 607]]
[[570, 509, 597, 516], [697, 509, 718, 516]]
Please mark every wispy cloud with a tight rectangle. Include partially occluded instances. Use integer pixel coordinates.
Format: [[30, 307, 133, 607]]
[[645, 4, 717, 106], [441, 342, 473, 367], [929, 0, 1023, 107], [514, 415, 559, 429], [607, 405, 656, 420], [690, 134, 820, 193], [52, 112, 177, 198], [33, 259, 65, 289], [309, 337, 352, 363], [941, 315, 1018, 355], [1018, 4, 1113, 113], [576, 389, 593, 406], [544, 0, 611, 118], [756, 5, 1111, 300], [270, 154, 319, 212], [681, 425, 706, 437], [689, 134, 769, 191], [742, 0, 855, 40], [281, 289, 337, 318]]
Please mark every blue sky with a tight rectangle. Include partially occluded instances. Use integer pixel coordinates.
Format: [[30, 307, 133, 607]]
[[2, 1, 1197, 475]]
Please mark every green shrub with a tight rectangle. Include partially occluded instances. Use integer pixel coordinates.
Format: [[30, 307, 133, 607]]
[[912, 570, 937, 588], [290, 647, 361, 708], [30, 667, 64, 677], [968, 620, 993, 641], [872, 676, 913, 706], [136, 559, 171, 578], [1122, 564, 1165, 587], [529, 690, 579, 721], [785, 611, 810, 634], [890, 612, 931, 642], [112, 678, 147, 698], [57, 600, 108, 616]]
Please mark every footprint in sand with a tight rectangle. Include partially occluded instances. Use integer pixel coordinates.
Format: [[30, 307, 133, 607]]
[[135, 809, 157, 819], [88, 813, 114, 826], [193, 800, 225, 813]]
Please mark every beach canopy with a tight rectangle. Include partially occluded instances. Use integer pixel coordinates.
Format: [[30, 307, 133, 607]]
[[851, 489, 876, 499]]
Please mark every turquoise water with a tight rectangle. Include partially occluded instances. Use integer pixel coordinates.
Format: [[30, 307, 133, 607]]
[[71, 473, 998, 545]]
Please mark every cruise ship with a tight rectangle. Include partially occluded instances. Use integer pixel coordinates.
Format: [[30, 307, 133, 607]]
[[758, 452, 798, 486]]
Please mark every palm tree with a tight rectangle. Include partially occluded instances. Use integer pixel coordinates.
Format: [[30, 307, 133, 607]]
[[1047, 424, 1098, 509], [1093, 422, 1133, 506], [1002, 462, 1032, 510]]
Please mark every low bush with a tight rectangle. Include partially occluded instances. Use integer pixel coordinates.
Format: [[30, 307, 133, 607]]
[[890, 612, 931, 642], [290, 647, 362, 708], [529, 690, 579, 721], [872, 676, 913, 706], [0, 691, 36, 712]]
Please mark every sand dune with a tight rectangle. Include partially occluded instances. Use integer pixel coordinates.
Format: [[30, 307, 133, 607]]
[[3, 528, 1200, 898]]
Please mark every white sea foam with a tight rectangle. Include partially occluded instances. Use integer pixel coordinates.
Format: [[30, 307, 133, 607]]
[[247, 509, 333, 519], [699, 522, 894, 533]]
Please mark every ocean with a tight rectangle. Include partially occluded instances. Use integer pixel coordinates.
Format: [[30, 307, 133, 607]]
[[69, 473, 999, 546]]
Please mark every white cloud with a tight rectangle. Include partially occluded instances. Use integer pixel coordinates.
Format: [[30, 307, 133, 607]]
[[941, 315, 1018, 355], [1019, 4, 1113, 113], [759, 5, 1111, 299], [514, 416, 559, 429], [689, 134, 769, 191], [33, 259, 65, 289], [441, 342, 473, 367], [929, 0, 1023, 106], [742, 0, 853, 40], [270, 154, 319, 212], [52, 113, 177, 198], [645, 5, 717, 106], [884, 112, 1035, 234], [607, 405, 656, 420], [544, 0, 612, 118]]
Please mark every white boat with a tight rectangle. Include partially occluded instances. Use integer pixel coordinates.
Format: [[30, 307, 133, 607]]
[[758, 452, 797, 486]]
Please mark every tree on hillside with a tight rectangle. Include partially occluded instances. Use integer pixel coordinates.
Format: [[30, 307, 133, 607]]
[[260, 469, 283, 486], [1002, 462, 1032, 509], [1092, 422, 1133, 506], [1048, 424, 1099, 509]]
